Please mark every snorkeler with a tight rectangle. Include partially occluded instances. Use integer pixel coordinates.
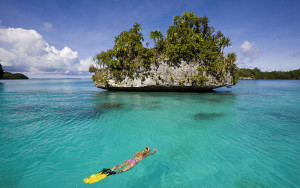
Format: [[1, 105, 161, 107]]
[[110, 146, 157, 173], [83, 147, 157, 184]]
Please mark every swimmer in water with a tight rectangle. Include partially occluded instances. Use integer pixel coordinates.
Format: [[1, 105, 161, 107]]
[[110, 146, 157, 173]]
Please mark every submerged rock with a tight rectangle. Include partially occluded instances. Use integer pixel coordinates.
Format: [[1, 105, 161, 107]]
[[194, 112, 224, 120], [234, 179, 271, 188]]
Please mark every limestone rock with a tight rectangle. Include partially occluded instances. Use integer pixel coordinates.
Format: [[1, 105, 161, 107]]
[[94, 60, 234, 91]]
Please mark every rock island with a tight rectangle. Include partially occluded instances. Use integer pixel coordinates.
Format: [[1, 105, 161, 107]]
[[90, 12, 238, 91]]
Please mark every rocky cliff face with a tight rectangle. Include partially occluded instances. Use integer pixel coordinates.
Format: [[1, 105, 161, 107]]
[[94, 60, 234, 91]]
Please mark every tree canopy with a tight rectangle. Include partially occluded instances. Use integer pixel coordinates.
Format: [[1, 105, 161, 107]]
[[91, 12, 237, 83], [0, 64, 28, 79], [2, 72, 28, 79], [237, 68, 300, 79]]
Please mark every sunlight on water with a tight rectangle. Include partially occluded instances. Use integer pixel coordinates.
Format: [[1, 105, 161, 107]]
[[0, 79, 299, 187]]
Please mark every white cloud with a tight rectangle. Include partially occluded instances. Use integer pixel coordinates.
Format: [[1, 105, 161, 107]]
[[241, 41, 259, 60], [42, 22, 52, 32], [0, 27, 93, 77], [76, 57, 94, 72], [0, 48, 15, 66], [238, 41, 260, 68]]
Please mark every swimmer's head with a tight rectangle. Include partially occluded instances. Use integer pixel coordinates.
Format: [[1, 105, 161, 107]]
[[143, 147, 149, 153]]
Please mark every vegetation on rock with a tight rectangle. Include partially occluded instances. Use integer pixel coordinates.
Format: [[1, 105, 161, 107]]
[[90, 12, 238, 86]]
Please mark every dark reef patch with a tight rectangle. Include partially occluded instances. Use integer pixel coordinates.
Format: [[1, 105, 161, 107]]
[[53, 105, 121, 121], [11, 104, 46, 114], [146, 105, 161, 110], [266, 111, 300, 122], [234, 179, 271, 188], [78, 108, 104, 120], [193, 112, 224, 120], [77, 103, 124, 120], [266, 111, 287, 119], [236, 107, 247, 111], [151, 101, 160, 104], [53, 106, 86, 121]]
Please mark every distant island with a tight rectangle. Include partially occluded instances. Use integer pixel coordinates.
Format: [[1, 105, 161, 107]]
[[89, 12, 238, 91], [0, 64, 29, 79], [238, 68, 300, 79]]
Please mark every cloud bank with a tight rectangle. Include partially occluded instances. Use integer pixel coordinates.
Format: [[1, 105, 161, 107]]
[[0, 27, 93, 77]]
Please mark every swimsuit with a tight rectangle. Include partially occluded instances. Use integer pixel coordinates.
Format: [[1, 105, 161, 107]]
[[128, 158, 138, 164]]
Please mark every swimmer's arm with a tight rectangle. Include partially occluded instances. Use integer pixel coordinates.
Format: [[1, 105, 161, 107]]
[[146, 149, 157, 156]]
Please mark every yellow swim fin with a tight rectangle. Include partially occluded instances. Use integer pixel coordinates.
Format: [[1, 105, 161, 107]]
[[84, 168, 115, 184]]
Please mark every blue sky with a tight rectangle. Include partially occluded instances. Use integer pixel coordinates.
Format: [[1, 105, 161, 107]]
[[0, 0, 299, 77]]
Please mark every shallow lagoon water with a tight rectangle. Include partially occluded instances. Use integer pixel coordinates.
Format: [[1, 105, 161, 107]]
[[0, 79, 299, 187]]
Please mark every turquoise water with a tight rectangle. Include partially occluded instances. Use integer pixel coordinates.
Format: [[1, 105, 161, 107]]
[[0, 79, 299, 188]]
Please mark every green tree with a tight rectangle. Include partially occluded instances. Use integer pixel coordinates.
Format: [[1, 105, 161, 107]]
[[92, 12, 238, 84], [94, 49, 115, 69], [113, 22, 145, 71], [150, 30, 163, 44], [164, 12, 224, 64], [131, 22, 142, 34], [150, 30, 164, 56], [89, 65, 98, 73], [227, 53, 237, 64], [93, 23, 153, 79], [252, 67, 261, 78], [219, 36, 232, 55]]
